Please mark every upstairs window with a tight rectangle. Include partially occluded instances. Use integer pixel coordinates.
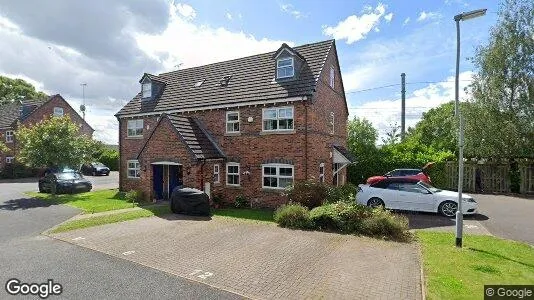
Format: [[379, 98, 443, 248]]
[[226, 111, 240, 133], [127, 119, 144, 137], [277, 58, 294, 79], [5, 130, 13, 143], [6, 156, 14, 164], [329, 65, 335, 88], [142, 82, 152, 98], [53, 107, 64, 117], [263, 106, 294, 131]]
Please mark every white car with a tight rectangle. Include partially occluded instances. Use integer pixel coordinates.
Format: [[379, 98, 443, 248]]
[[356, 177, 477, 217]]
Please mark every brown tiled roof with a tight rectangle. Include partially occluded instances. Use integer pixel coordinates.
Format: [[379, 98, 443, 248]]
[[139, 114, 225, 161], [117, 39, 334, 116], [0, 97, 50, 128]]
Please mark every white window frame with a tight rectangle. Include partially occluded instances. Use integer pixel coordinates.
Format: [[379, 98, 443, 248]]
[[226, 111, 240, 133], [262, 164, 294, 189], [5, 130, 13, 143], [142, 82, 152, 98], [213, 164, 220, 184], [262, 106, 294, 132], [277, 57, 294, 79], [330, 111, 335, 135], [226, 163, 240, 186], [319, 163, 325, 183], [6, 156, 14, 164], [127, 119, 144, 137], [329, 65, 335, 88], [127, 160, 140, 178], [53, 107, 64, 117]]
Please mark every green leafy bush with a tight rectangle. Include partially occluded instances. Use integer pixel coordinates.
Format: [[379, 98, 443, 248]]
[[274, 203, 312, 229], [234, 195, 249, 208], [286, 180, 329, 209], [309, 202, 373, 232], [97, 149, 119, 171], [211, 193, 225, 207], [361, 209, 410, 241], [125, 189, 144, 204], [326, 184, 357, 204], [0, 163, 40, 179]]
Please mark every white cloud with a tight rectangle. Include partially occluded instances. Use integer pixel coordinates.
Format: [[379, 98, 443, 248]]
[[135, 2, 290, 71], [226, 12, 233, 20], [384, 13, 393, 23], [403, 17, 410, 26], [322, 3, 387, 44], [280, 3, 306, 19], [417, 11, 441, 22], [175, 3, 196, 20], [348, 71, 474, 141]]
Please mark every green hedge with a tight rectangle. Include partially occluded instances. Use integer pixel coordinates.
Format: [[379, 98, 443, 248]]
[[97, 149, 119, 171]]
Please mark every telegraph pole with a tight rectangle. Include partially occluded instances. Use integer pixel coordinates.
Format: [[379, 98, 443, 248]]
[[401, 73, 406, 140]]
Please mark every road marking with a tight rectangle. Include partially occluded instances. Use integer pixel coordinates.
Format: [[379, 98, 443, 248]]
[[189, 269, 214, 279], [122, 251, 135, 256], [72, 237, 85, 241]]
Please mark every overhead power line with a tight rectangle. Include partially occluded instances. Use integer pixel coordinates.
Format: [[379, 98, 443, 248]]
[[346, 79, 473, 94]]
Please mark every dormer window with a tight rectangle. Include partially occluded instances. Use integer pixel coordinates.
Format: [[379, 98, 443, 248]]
[[277, 58, 294, 79], [142, 82, 152, 98]]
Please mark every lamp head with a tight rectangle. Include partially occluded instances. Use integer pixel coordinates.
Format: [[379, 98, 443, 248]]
[[454, 9, 487, 22]]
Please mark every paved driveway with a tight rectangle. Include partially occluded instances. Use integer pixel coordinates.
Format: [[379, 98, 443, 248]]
[[52, 216, 422, 300], [0, 174, 240, 299]]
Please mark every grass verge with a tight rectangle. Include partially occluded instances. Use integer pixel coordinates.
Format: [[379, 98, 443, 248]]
[[50, 205, 170, 234], [27, 189, 137, 213], [212, 208, 274, 222], [417, 231, 534, 300]]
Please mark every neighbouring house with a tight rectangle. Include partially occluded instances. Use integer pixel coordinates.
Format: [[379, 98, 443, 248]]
[[0, 94, 94, 171], [115, 39, 355, 207]]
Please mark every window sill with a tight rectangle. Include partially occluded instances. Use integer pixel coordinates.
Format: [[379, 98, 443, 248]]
[[261, 188, 286, 193], [260, 130, 295, 135], [224, 132, 241, 137], [127, 177, 141, 180], [125, 136, 143, 140], [226, 185, 242, 189]]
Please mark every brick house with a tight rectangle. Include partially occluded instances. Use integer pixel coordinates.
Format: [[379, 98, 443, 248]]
[[115, 39, 355, 207], [0, 94, 94, 171]]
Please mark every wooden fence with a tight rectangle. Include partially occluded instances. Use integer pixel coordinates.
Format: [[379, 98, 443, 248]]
[[519, 164, 534, 194], [444, 162, 511, 193]]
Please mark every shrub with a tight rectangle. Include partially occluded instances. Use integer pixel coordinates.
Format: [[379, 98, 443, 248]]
[[274, 203, 312, 229], [211, 193, 225, 207], [97, 149, 119, 171], [309, 202, 373, 232], [234, 194, 249, 208], [326, 184, 357, 204], [286, 180, 329, 209], [125, 189, 144, 204], [361, 209, 410, 241]]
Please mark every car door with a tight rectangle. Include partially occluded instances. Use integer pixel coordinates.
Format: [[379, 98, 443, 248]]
[[380, 182, 402, 209], [397, 182, 434, 212]]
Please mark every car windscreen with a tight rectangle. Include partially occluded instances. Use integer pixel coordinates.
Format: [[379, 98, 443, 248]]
[[418, 181, 441, 193], [57, 172, 82, 180], [92, 162, 105, 167]]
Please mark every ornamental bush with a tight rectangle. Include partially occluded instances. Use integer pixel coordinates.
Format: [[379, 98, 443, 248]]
[[285, 180, 329, 209], [274, 203, 312, 229]]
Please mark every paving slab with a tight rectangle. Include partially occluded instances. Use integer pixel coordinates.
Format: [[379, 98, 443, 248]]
[[51, 215, 422, 300]]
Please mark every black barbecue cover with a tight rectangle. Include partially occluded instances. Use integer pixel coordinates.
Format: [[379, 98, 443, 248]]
[[170, 187, 210, 216]]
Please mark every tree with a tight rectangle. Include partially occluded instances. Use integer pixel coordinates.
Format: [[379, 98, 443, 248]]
[[346, 117, 380, 183], [406, 102, 457, 154], [16, 116, 96, 168], [0, 76, 48, 105], [468, 0, 534, 157], [381, 122, 401, 145], [0, 141, 7, 153]]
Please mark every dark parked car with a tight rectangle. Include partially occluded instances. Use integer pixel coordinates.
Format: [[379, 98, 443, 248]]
[[170, 187, 210, 216], [38, 170, 92, 194], [81, 162, 110, 176]]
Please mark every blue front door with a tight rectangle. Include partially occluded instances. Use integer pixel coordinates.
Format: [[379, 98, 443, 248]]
[[153, 165, 164, 200], [168, 165, 183, 194]]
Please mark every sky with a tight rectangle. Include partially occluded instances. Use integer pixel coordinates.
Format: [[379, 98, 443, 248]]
[[0, 0, 500, 145]]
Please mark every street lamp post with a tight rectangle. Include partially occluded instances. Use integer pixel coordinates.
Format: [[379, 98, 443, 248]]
[[453, 8, 486, 248]]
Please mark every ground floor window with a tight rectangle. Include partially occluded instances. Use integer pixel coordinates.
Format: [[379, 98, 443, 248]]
[[6, 156, 14, 164], [262, 164, 293, 189], [127, 160, 140, 178], [319, 163, 325, 183], [213, 164, 220, 183], [333, 163, 342, 186], [226, 163, 240, 186]]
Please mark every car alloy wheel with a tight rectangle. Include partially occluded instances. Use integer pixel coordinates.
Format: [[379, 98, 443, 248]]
[[439, 201, 458, 217], [367, 197, 384, 209]]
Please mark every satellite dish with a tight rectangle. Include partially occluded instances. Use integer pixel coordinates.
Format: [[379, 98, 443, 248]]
[[80, 104, 86, 112]]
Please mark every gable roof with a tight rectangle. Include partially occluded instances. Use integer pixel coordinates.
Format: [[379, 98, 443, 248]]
[[138, 114, 225, 161], [116, 39, 335, 117], [0, 97, 49, 129]]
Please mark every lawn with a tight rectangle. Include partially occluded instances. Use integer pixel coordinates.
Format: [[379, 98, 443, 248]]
[[417, 231, 534, 300], [28, 189, 137, 213], [50, 205, 171, 233], [212, 208, 274, 222]]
